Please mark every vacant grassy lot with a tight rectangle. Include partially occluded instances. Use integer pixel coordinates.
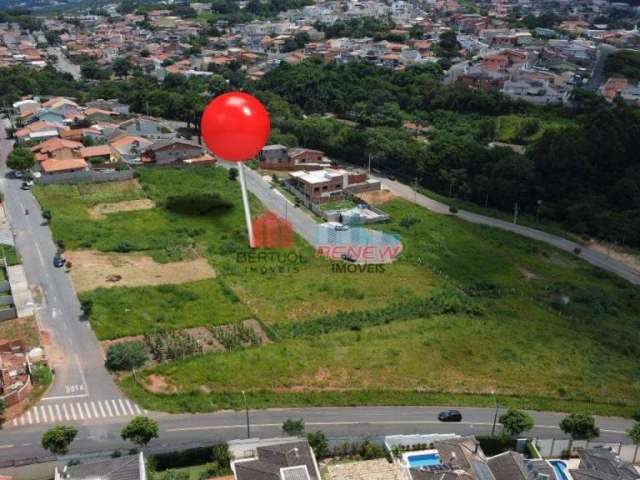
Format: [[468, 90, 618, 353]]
[[495, 114, 571, 145], [35, 166, 640, 416], [82, 279, 251, 340]]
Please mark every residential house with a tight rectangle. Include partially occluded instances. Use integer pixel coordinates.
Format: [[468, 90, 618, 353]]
[[287, 168, 381, 204], [12, 99, 40, 118], [0, 340, 31, 408], [109, 135, 153, 164], [570, 448, 640, 480], [141, 138, 203, 165], [80, 145, 112, 164], [85, 99, 130, 114], [259, 145, 330, 170], [54, 453, 146, 480], [118, 117, 175, 139], [231, 439, 321, 480]]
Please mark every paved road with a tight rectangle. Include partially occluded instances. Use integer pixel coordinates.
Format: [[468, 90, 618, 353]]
[[586, 44, 617, 92], [48, 47, 81, 80], [378, 177, 640, 285], [0, 126, 143, 425], [0, 405, 636, 465]]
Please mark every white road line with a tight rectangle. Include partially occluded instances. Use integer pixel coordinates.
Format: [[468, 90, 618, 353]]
[[62, 404, 70, 421], [33, 408, 39, 424], [98, 401, 106, 417], [0, 445, 14, 450], [69, 403, 77, 421], [104, 400, 113, 417], [42, 393, 89, 401], [118, 399, 127, 416], [111, 400, 120, 416], [83, 403, 92, 419], [40, 406, 48, 423], [12, 419, 17, 426], [47, 405, 54, 422], [134, 404, 142, 415], [55, 404, 62, 422], [75, 403, 84, 420], [19, 416, 24, 426], [91, 402, 99, 418], [27, 410, 32, 425], [125, 400, 135, 415]]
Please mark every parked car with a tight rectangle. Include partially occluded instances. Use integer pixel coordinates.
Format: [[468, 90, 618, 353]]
[[438, 410, 462, 422], [335, 224, 350, 231], [53, 253, 66, 268], [20, 181, 32, 190], [341, 253, 357, 263]]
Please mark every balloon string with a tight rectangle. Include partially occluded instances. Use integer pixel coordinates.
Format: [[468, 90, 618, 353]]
[[238, 163, 255, 248]]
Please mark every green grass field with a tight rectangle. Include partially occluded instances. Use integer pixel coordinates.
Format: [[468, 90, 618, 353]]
[[495, 114, 571, 145], [34, 166, 640, 416]]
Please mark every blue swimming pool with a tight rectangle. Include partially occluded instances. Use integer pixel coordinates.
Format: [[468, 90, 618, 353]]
[[408, 453, 441, 468], [550, 460, 570, 480]]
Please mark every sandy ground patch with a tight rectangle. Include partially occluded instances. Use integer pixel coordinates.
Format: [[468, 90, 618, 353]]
[[145, 374, 177, 394], [587, 240, 640, 274], [88, 199, 156, 219], [356, 189, 396, 205], [65, 250, 216, 292]]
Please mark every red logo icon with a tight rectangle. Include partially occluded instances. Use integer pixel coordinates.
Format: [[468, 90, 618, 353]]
[[252, 212, 293, 248]]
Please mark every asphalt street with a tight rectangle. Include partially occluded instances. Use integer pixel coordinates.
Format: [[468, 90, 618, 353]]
[[0, 406, 636, 466], [0, 126, 139, 417]]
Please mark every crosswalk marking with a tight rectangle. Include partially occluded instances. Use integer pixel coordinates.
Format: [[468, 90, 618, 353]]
[[11, 398, 147, 427]]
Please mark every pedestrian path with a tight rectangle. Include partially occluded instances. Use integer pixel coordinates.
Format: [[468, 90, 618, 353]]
[[11, 398, 147, 427]]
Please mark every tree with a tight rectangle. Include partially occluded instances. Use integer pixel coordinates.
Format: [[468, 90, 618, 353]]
[[629, 423, 640, 444], [121, 416, 159, 447], [499, 408, 534, 437], [282, 418, 305, 436], [105, 341, 148, 371], [7, 147, 35, 172], [228, 168, 239, 181], [42, 426, 78, 455], [559, 413, 600, 440], [113, 57, 131, 78], [0, 398, 5, 419], [306, 431, 328, 459], [41, 209, 52, 223], [438, 30, 459, 55]]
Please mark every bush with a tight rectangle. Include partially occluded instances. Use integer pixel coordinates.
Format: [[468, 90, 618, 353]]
[[151, 443, 231, 471], [228, 168, 238, 181], [282, 418, 305, 436], [105, 341, 148, 371], [449, 205, 458, 213]]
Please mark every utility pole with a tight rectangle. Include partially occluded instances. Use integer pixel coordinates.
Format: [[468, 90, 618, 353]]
[[513, 202, 519, 225], [491, 391, 499, 437], [242, 390, 250, 439], [367, 153, 372, 176]]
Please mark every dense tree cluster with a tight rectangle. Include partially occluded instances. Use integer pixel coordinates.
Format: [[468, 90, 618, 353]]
[[605, 49, 640, 81], [315, 17, 400, 41]]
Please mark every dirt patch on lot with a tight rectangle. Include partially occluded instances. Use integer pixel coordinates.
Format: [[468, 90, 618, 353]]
[[587, 240, 640, 274], [356, 189, 396, 205], [144, 374, 177, 394], [65, 250, 216, 293], [88, 199, 156, 219]]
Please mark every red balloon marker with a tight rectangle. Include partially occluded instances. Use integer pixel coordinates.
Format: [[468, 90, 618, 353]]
[[200, 92, 271, 248], [201, 92, 270, 162]]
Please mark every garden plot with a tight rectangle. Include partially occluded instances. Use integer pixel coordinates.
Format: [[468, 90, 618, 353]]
[[65, 250, 216, 292], [88, 199, 156, 219]]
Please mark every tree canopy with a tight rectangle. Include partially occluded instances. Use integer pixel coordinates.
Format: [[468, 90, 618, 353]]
[[559, 413, 600, 440], [7, 147, 35, 172], [41, 426, 78, 455], [499, 408, 534, 437], [121, 416, 159, 446]]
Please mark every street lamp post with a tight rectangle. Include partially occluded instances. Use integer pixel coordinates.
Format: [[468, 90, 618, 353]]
[[491, 391, 499, 437], [242, 390, 250, 439]]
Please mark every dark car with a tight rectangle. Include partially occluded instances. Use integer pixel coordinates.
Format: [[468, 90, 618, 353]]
[[21, 182, 31, 190], [341, 253, 357, 263], [438, 410, 462, 422], [53, 253, 65, 268]]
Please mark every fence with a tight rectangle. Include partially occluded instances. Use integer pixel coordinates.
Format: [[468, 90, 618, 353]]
[[36, 168, 134, 185], [1, 375, 32, 406], [535, 438, 640, 464]]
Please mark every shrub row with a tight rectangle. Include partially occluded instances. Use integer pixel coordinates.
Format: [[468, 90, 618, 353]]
[[273, 290, 483, 339]]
